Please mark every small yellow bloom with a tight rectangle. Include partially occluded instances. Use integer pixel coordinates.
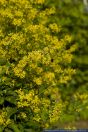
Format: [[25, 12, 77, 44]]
[[64, 35, 72, 43], [35, 0, 45, 4], [33, 77, 42, 85], [49, 23, 60, 33], [20, 112, 27, 119]]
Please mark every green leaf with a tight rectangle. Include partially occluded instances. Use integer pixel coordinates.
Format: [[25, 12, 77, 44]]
[[9, 123, 21, 132], [5, 96, 17, 105], [6, 107, 17, 118], [0, 97, 4, 105], [0, 126, 4, 132]]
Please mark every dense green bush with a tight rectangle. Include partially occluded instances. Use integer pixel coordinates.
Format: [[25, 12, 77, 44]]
[[0, 0, 76, 131]]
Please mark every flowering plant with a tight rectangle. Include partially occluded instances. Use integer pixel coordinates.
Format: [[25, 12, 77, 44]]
[[0, 0, 76, 131]]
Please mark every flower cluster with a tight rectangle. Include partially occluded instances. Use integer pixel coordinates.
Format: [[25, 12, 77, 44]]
[[0, 110, 11, 126]]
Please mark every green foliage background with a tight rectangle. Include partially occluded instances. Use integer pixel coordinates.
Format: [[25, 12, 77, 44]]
[[45, 0, 88, 125]]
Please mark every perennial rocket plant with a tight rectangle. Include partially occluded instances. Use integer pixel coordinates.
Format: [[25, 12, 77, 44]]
[[0, 0, 76, 131]]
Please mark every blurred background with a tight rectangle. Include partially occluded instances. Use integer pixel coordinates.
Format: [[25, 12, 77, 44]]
[[45, 0, 88, 129]]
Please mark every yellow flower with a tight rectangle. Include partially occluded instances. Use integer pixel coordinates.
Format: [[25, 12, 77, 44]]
[[64, 35, 72, 43], [33, 114, 41, 122], [0, 111, 11, 126], [35, 0, 45, 4], [20, 112, 27, 119], [33, 77, 42, 85], [5, 119, 11, 125], [49, 23, 60, 33], [45, 123, 49, 128], [44, 72, 55, 82]]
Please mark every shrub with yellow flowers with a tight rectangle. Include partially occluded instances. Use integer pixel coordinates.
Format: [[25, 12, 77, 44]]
[[0, 0, 76, 131]]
